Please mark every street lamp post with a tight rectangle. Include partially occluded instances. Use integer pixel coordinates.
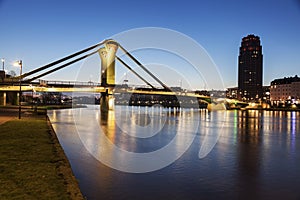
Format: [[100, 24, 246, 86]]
[[1, 59, 4, 82], [17, 60, 22, 119], [1, 58, 4, 71]]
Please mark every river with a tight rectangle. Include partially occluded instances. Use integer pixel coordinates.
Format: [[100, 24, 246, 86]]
[[48, 105, 300, 200]]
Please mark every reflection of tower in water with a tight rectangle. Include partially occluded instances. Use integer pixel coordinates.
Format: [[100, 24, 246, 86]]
[[236, 110, 263, 199], [238, 110, 263, 143]]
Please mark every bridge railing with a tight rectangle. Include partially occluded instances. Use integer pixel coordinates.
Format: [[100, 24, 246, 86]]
[[38, 80, 101, 87]]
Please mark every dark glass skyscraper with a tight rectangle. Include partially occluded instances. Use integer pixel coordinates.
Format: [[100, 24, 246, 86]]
[[238, 34, 263, 101]]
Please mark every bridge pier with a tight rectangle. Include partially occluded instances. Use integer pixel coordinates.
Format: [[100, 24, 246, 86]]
[[0, 92, 6, 106], [98, 40, 118, 112], [0, 91, 18, 106], [100, 90, 115, 112]]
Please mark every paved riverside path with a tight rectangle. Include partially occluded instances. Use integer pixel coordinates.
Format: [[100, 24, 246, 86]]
[[0, 116, 15, 125]]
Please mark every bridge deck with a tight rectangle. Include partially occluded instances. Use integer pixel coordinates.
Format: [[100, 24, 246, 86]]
[[0, 85, 211, 101]]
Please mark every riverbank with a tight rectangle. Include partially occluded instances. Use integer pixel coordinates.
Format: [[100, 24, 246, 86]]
[[0, 110, 84, 199], [242, 107, 300, 112], [0, 104, 87, 111]]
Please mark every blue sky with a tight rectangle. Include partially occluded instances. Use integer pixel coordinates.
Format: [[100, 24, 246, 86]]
[[0, 0, 299, 89]]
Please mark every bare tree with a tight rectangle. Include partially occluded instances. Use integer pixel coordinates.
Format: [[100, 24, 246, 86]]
[[8, 70, 16, 77]]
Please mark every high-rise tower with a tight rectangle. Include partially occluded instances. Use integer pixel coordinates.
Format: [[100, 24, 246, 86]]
[[238, 34, 263, 101]]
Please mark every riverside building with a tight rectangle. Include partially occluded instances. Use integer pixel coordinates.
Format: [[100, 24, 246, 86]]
[[270, 75, 300, 107]]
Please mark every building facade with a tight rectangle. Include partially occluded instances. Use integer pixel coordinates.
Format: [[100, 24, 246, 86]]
[[226, 87, 238, 99], [238, 34, 263, 101], [270, 75, 300, 107]]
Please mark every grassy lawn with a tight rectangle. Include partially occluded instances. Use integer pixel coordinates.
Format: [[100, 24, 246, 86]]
[[0, 116, 83, 200]]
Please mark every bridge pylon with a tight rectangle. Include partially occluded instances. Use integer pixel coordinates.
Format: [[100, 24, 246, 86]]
[[98, 40, 118, 111]]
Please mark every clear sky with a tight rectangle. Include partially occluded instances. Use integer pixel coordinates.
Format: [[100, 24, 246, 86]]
[[0, 0, 299, 89]]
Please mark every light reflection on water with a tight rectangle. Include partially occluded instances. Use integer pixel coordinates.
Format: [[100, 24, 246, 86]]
[[48, 106, 300, 200]]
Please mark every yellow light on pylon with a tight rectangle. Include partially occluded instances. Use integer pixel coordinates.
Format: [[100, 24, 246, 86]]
[[108, 97, 115, 110]]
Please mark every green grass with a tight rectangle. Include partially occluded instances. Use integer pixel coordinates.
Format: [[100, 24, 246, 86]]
[[0, 117, 83, 200]]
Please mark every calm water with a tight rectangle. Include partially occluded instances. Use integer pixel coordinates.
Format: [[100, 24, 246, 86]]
[[48, 106, 300, 200]]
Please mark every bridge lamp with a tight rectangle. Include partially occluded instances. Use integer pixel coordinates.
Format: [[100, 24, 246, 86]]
[[14, 60, 23, 119]]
